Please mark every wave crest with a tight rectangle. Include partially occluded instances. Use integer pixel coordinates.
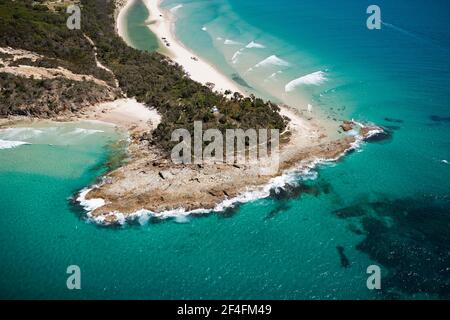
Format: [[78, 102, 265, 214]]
[[66, 128, 105, 136], [285, 71, 327, 92], [170, 4, 183, 13], [247, 55, 290, 73], [78, 139, 374, 226], [0, 128, 43, 140], [245, 41, 265, 49], [0, 139, 29, 150], [231, 48, 245, 64], [224, 39, 243, 46]]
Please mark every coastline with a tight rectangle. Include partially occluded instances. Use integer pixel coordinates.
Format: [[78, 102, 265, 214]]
[[0, 0, 383, 226], [71, 0, 384, 225], [0, 0, 447, 301], [79, 114, 382, 225], [0, 98, 161, 136], [117, 0, 242, 94], [115, 0, 135, 43]]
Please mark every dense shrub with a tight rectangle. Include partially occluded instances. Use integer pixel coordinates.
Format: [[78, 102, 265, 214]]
[[0, 0, 287, 153]]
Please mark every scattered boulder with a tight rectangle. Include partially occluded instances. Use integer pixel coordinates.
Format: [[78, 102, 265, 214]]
[[340, 120, 354, 132]]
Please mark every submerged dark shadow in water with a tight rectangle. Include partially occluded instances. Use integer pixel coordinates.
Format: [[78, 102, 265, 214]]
[[265, 202, 291, 221], [364, 127, 394, 144], [264, 179, 333, 220], [68, 194, 90, 221], [216, 205, 241, 219], [336, 246, 351, 268], [333, 205, 366, 219], [68, 138, 131, 224], [384, 117, 404, 124], [269, 179, 333, 201], [231, 73, 253, 89], [89, 139, 129, 174], [384, 125, 401, 131], [333, 194, 450, 298], [430, 115, 450, 123]]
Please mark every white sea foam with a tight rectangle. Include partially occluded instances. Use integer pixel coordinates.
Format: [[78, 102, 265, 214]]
[[0, 139, 29, 150], [86, 157, 335, 226], [66, 128, 105, 136], [231, 48, 245, 64], [245, 41, 265, 49], [81, 146, 363, 225], [78, 120, 383, 226], [0, 127, 43, 140], [77, 188, 106, 213], [247, 55, 290, 73], [285, 71, 327, 92], [264, 70, 283, 82], [224, 39, 243, 46], [201, 26, 207, 31], [350, 120, 384, 149], [441, 160, 449, 164], [231, 41, 265, 64], [170, 4, 183, 13]]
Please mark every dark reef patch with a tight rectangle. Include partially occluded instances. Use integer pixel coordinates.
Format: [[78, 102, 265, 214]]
[[269, 179, 333, 202], [216, 205, 241, 219], [384, 125, 401, 131], [264, 179, 333, 219], [384, 117, 404, 124], [68, 193, 92, 222], [333, 194, 450, 298], [347, 223, 364, 235], [333, 205, 367, 219], [430, 115, 450, 123], [265, 202, 291, 220], [336, 246, 351, 268], [270, 184, 304, 201], [364, 128, 393, 143]]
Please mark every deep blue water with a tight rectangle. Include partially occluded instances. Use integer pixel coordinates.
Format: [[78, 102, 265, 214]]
[[0, 0, 448, 299]]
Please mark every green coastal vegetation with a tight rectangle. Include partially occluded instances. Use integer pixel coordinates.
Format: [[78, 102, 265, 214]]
[[0, 0, 287, 152], [0, 73, 116, 116]]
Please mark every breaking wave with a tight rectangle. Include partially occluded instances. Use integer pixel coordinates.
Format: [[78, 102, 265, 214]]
[[224, 39, 243, 45], [0, 139, 29, 150], [66, 128, 105, 136], [170, 4, 183, 13], [231, 41, 265, 64], [78, 122, 383, 226], [231, 48, 245, 64], [285, 71, 327, 92], [245, 41, 265, 49], [77, 188, 106, 213], [247, 55, 290, 72], [0, 128, 43, 140], [231, 41, 266, 64], [79, 158, 333, 226], [264, 70, 283, 82]]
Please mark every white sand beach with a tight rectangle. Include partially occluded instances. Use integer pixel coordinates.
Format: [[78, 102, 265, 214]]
[[70, 0, 388, 224], [81, 98, 161, 133], [116, 0, 135, 41], [114, 0, 341, 138], [116, 0, 242, 94]]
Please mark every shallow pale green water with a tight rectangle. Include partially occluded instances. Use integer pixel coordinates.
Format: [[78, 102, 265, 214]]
[[125, 0, 160, 52], [0, 0, 449, 299]]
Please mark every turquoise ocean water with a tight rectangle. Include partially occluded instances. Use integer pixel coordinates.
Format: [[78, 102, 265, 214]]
[[0, 0, 449, 299]]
